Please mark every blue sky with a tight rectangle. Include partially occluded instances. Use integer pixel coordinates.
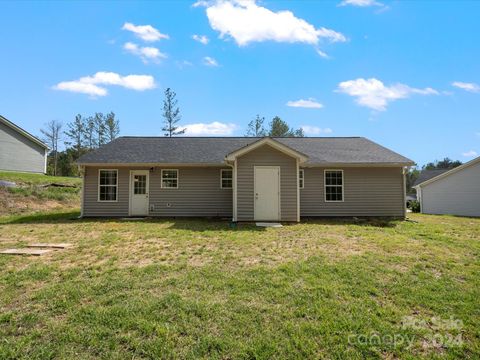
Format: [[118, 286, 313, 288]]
[[1, 0, 479, 166]]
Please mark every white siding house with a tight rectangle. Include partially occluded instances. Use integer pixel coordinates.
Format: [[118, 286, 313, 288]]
[[0, 115, 48, 174], [415, 156, 480, 217]]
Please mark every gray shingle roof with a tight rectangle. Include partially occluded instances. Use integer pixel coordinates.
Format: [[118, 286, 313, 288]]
[[413, 169, 450, 187], [77, 137, 414, 165]]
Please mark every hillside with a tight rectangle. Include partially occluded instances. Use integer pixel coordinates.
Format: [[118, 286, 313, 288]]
[[0, 171, 81, 216]]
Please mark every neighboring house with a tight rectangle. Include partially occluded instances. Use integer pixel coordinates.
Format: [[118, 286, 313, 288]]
[[0, 115, 48, 174], [77, 136, 414, 221], [414, 157, 480, 217]]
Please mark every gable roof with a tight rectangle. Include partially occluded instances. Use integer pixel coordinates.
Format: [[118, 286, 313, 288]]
[[225, 137, 308, 163], [0, 115, 49, 149], [414, 156, 480, 187], [413, 169, 450, 187], [77, 136, 414, 166]]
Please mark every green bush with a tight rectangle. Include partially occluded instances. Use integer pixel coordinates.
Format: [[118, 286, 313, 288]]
[[410, 200, 421, 213]]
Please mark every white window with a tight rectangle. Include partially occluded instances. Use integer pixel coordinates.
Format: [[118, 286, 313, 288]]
[[299, 169, 304, 189], [98, 169, 118, 202], [221, 169, 233, 189], [324, 170, 343, 202], [161, 169, 178, 188]]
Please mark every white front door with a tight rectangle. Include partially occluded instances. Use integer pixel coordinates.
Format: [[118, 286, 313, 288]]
[[130, 170, 149, 216], [254, 166, 280, 221]]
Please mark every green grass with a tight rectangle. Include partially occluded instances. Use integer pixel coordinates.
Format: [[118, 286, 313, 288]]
[[0, 213, 478, 359], [0, 171, 81, 186], [0, 171, 81, 215]]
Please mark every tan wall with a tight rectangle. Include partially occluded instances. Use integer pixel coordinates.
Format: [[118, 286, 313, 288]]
[[236, 144, 298, 221], [82, 166, 232, 217], [300, 167, 405, 217], [149, 167, 232, 217]]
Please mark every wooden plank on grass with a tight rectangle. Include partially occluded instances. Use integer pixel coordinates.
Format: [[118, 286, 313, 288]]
[[0, 248, 52, 256], [28, 243, 73, 249]]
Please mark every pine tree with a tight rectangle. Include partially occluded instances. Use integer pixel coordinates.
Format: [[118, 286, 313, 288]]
[[245, 115, 267, 137], [64, 114, 85, 157], [162, 88, 185, 137], [105, 111, 120, 142]]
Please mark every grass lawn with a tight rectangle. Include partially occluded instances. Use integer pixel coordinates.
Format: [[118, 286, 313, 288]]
[[0, 212, 478, 359]]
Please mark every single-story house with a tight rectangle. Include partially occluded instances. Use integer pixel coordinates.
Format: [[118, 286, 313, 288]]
[[77, 136, 414, 221], [414, 156, 480, 217], [0, 115, 49, 174]]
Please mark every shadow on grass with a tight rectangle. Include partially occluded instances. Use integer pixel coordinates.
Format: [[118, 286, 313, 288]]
[[302, 217, 401, 228], [1, 211, 401, 229], [0, 211, 82, 225], [0, 212, 264, 231]]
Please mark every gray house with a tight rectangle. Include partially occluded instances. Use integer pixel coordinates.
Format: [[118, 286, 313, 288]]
[[0, 115, 48, 174], [77, 137, 414, 221], [415, 156, 480, 217]]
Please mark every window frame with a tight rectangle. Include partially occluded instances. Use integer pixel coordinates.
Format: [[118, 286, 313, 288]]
[[324, 169, 344, 203], [97, 169, 118, 202], [299, 169, 304, 189], [220, 169, 233, 189], [161, 169, 179, 189]]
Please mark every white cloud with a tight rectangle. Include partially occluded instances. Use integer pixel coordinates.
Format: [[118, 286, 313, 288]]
[[122, 22, 169, 42], [180, 121, 237, 135], [197, 0, 346, 47], [336, 78, 439, 111], [316, 49, 329, 59], [53, 71, 156, 97], [123, 42, 167, 63], [452, 81, 480, 93], [301, 126, 332, 135], [287, 98, 324, 109], [203, 56, 219, 66], [339, 0, 384, 7], [462, 150, 478, 157], [192, 34, 210, 44]]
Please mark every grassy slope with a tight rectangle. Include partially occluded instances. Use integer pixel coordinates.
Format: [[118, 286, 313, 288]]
[[0, 171, 81, 216], [0, 213, 478, 359]]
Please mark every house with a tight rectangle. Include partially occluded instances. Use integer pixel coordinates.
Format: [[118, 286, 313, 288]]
[[0, 115, 49, 174], [77, 136, 414, 221], [414, 157, 480, 217]]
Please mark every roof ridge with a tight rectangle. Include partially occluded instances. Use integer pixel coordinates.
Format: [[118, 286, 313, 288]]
[[117, 136, 363, 139]]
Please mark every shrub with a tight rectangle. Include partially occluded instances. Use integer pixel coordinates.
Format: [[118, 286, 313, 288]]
[[410, 200, 421, 213]]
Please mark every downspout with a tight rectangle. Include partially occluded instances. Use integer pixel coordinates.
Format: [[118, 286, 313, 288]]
[[403, 166, 408, 219], [296, 158, 300, 222]]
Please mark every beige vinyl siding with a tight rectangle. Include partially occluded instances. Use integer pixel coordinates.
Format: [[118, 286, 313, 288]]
[[419, 160, 480, 216], [0, 121, 46, 173], [82, 166, 232, 217], [83, 166, 133, 217], [236, 144, 298, 221], [300, 167, 405, 217], [149, 167, 232, 217]]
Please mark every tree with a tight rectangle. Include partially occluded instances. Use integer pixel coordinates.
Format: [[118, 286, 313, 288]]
[[162, 88, 184, 137], [423, 157, 462, 170], [64, 114, 85, 158], [41, 120, 62, 176], [83, 116, 96, 149], [94, 112, 106, 147], [405, 167, 420, 194], [245, 115, 267, 137], [105, 111, 120, 142], [268, 116, 304, 137]]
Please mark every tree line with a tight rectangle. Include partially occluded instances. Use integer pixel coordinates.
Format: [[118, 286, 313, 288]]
[[39, 87, 307, 177], [40, 112, 120, 176]]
